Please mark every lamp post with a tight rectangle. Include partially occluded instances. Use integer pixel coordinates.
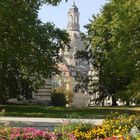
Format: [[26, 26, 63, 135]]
[[51, 72, 56, 91]]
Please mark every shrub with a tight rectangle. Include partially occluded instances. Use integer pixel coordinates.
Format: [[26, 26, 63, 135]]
[[51, 89, 67, 107], [51, 88, 73, 107]]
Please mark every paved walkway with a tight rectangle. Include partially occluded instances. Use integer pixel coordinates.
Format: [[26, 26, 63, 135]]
[[0, 117, 104, 130]]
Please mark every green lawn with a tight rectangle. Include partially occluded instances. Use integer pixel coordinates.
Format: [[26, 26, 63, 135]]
[[0, 105, 140, 119]]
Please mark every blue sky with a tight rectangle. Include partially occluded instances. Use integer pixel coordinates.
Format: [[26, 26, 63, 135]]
[[38, 0, 107, 33]]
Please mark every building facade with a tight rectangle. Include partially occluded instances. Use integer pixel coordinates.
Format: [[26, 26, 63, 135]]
[[34, 2, 89, 105], [63, 2, 84, 66], [57, 2, 89, 92]]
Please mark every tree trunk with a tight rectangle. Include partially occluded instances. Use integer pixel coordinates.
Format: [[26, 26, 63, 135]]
[[126, 101, 130, 106], [0, 95, 6, 104], [112, 96, 118, 106], [102, 100, 105, 106], [0, 63, 7, 104]]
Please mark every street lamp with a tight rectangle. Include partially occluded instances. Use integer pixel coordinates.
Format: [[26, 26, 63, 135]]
[[51, 72, 56, 91]]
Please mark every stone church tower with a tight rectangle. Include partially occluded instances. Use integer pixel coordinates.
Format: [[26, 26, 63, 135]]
[[34, 2, 89, 105], [63, 2, 85, 67]]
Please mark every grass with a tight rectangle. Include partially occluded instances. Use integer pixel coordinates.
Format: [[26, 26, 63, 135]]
[[0, 105, 140, 119]]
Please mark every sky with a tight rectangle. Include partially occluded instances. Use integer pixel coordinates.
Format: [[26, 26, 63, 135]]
[[38, 0, 107, 33]]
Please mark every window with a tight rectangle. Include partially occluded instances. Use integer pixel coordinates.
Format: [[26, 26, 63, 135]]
[[70, 15, 73, 22], [75, 15, 78, 23]]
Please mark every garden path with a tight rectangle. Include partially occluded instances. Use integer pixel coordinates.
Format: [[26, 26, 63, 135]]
[[0, 117, 104, 130]]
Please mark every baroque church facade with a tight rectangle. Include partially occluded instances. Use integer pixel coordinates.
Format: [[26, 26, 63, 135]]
[[63, 2, 85, 66], [52, 2, 89, 92], [34, 2, 89, 105]]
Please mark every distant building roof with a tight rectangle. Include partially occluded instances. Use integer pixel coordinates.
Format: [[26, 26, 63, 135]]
[[58, 63, 70, 72]]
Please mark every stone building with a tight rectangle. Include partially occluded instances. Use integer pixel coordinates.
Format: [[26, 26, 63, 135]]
[[54, 2, 90, 107], [53, 2, 89, 91], [63, 2, 85, 66], [34, 2, 89, 105]]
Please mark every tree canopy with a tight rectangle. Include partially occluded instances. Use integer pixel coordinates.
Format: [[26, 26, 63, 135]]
[[86, 0, 140, 105], [0, 0, 69, 103]]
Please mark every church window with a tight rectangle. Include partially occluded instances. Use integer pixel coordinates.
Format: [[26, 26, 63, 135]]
[[75, 15, 78, 23], [70, 15, 73, 22]]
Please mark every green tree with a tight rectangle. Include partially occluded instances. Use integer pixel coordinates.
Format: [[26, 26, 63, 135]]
[[0, 0, 69, 103], [86, 0, 140, 106]]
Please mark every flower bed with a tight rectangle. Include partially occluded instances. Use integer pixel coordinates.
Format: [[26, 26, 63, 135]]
[[55, 113, 140, 140], [0, 113, 139, 140], [0, 127, 60, 140]]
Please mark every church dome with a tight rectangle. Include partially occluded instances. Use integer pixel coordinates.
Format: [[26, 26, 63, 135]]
[[69, 2, 78, 12]]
